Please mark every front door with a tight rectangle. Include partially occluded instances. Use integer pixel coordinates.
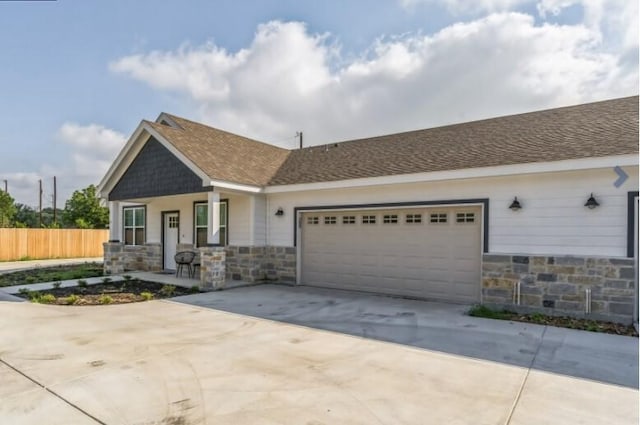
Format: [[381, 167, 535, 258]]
[[163, 212, 179, 270]]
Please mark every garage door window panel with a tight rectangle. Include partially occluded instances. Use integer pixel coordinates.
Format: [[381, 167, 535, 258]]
[[456, 212, 475, 223], [383, 214, 398, 224], [430, 213, 448, 223], [406, 214, 422, 223], [362, 215, 377, 224], [342, 215, 356, 224]]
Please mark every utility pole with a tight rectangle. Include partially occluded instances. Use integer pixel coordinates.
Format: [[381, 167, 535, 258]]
[[2, 179, 6, 193], [297, 131, 303, 149], [53, 176, 57, 226], [39, 179, 43, 227]]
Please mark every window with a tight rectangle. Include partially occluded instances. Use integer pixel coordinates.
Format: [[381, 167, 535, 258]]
[[430, 213, 447, 223], [123, 206, 145, 245], [383, 214, 398, 224], [194, 201, 228, 247], [168, 216, 179, 228], [342, 215, 356, 224], [362, 215, 376, 224], [406, 214, 422, 224], [324, 216, 337, 225], [456, 212, 475, 223], [194, 203, 208, 247], [307, 216, 319, 225]]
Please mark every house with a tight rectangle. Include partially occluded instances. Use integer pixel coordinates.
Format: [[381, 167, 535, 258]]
[[98, 96, 639, 323]]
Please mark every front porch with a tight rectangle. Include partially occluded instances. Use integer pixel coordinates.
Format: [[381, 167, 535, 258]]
[[104, 241, 297, 290]]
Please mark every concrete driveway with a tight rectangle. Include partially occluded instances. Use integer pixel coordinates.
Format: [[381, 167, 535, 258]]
[[177, 284, 639, 388], [0, 284, 637, 425]]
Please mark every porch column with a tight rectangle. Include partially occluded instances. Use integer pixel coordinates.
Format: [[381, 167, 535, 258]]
[[108, 201, 120, 242], [207, 191, 221, 245]]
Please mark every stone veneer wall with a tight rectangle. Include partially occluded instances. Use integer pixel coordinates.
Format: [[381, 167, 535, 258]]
[[225, 246, 266, 282], [225, 246, 297, 283], [102, 242, 162, 274], [482, 254, 636, 323], [103, 242, 125, 275], [263, 246, 297, 284], [200, 246, 226, 290], [105, 242, 298, 286]]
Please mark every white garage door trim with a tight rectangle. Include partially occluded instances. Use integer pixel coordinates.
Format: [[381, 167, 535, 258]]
[[294, 200, 488, 303]]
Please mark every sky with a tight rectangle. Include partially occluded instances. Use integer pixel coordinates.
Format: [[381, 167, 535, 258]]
[[0, 0, 637, 208]]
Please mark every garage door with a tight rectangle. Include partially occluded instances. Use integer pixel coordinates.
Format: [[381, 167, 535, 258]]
[[300, 206, 482, 303]]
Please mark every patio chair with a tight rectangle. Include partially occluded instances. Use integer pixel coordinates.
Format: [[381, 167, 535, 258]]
[[174, 251, 196, 278], [190, 253, 201, 278]]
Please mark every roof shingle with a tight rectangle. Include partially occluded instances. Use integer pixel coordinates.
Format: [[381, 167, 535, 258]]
[[147, 115, 290, 187], [269, 96, 639, 185], [147, 96, 638, 188]]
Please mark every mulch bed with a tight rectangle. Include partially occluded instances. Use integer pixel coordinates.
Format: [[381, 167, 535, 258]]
[[15, 280, 199, 305], [507, 313, 637, 337]]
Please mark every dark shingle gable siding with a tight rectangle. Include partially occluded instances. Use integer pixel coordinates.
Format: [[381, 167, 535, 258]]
[[109, 137, 209, 201]]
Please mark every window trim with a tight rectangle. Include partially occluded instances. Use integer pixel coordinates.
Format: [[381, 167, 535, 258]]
[[193, 199, 229, 247], [122, 205, 146, 246]]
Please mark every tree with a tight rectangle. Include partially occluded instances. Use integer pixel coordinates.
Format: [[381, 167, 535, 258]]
[[63, 184, 108, 229], [14, 203, 38, 228], [0, 190, 16, 227]]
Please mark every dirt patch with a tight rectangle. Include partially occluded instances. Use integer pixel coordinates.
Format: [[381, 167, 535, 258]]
[[16, 280, 200, 305]]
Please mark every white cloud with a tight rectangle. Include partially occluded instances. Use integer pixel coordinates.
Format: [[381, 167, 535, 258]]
[[110, 15, 636, 148], [1, 123, 128, 208], [56, 122, 126, 183], [57, 123, 127, 158]]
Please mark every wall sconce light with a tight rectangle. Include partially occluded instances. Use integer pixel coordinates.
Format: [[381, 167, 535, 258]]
[[275, 207, 284, 216], [508, 197, 522, 211], [584, 193, 599, 209]]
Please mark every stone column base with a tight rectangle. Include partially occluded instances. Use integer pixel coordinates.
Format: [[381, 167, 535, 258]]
[[200, 246, 226, 290]]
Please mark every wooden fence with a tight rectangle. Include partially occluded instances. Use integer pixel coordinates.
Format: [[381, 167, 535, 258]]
[[0, 229, 109, 261]]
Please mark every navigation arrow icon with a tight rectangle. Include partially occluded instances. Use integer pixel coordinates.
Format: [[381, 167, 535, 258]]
[[613, 166, 628, 188]]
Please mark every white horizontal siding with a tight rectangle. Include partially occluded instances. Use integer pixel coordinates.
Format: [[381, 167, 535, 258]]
[[144, 193, 207, 244], [251, 195, 267, 246], [266, 166, 638, 257], [130, 191, 253, 247], [226, 193, 251, 245]]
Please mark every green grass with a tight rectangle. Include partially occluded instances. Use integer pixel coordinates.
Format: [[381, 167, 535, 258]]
[[467, 305, 516, 320], [0, 263, 103, 287]]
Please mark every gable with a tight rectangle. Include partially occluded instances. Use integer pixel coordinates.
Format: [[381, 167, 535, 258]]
[[109, 137, 210, 201]]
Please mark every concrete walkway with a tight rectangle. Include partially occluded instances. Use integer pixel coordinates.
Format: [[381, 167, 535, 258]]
[[0, 285, 637, 424]]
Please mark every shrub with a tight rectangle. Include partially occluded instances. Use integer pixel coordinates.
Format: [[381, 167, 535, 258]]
[[99, 294, 113, 304], [189, 285, 200, 293], [140, 291, 154, 301], [52, 281, 62, 289], [27, 290, 41, 301], [77, 279, 88, 288], [18, 287, 31, 295], [39, 294, 56, 304], [468, 305, 515, 320], [159, 284, 176, 297], [123, 275, 132, 281], [65, 294, 80, 305], [25, 276, 36, 284]]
